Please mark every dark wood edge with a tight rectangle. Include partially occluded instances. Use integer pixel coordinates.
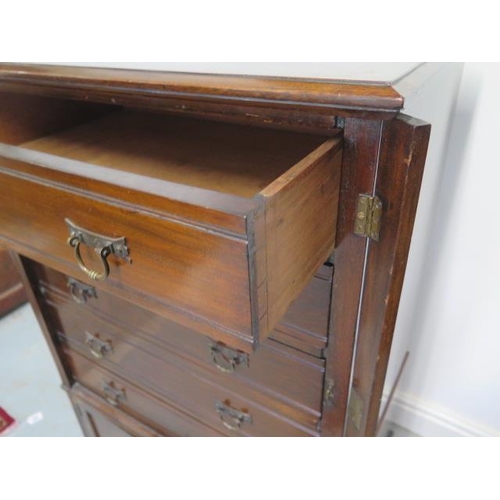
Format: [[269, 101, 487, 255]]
[[0, 64, 405, 115], [246, 205, 264, 349], [9, 251, 72, 387], [346, 114, 431, 436], [319, 118, 385, 437]]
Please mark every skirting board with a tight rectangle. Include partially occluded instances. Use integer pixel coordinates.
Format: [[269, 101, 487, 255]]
[[382, 391, 500, 437]]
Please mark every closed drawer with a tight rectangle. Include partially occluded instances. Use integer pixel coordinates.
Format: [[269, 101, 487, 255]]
[[64, 348, 317, 437], [68, 360, 225, 437], [29, 258, 331, 357], [70, 383, 163, 437], [37, 279, 324, 427], [0, 110, 342, 351]]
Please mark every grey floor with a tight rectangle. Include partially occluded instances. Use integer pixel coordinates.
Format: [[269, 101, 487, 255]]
[[0, 303, 415, 437], [0, 304, 82, 437]]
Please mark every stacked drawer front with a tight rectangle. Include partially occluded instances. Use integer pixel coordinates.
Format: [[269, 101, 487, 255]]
[[25, 258, 332, 437]]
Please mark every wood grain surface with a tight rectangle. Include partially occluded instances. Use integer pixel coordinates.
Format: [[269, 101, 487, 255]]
[[28, 261, 331, 418], [37, 274, 325, 424], [0, 112, 342, 349], [255, 138, 342, 339], [0, 65, 438, 437], [320, 118, 385, 436], [69, 381, 223, 437], [21, 110, 328, 198], [0, 64, 406, 123], [70, 384, 165, 437], [64, 348, 317, 436], [345, 115, 430, 436]]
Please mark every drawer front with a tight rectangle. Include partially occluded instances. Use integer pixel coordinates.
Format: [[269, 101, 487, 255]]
[[0, 132, 341, 351], [0, 170, 253, 350], [34, 262, 325, 421], [40, 289, 323, 429], [64, 348, 317, 437], [70, 384, 163, 437], [30, 259, 331, 357], [68, 359, 225, 437]]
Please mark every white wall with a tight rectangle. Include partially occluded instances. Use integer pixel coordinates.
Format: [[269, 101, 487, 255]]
[[386, 63, 500, 436]]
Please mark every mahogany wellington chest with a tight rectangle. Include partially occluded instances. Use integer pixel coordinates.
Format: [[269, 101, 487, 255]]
[[0, 63, 462, 437]]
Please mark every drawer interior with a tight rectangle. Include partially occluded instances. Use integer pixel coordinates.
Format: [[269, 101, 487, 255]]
[[20, 110, 329, 198]]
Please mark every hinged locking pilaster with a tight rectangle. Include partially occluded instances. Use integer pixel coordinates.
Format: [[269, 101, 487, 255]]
[[354, 194, 382, 241]]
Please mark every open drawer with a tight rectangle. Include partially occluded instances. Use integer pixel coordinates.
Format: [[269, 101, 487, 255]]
[[0, 109, 342, 351]]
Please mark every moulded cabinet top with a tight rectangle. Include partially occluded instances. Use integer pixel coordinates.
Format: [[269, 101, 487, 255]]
[[32, 62, 422, 84], [0, 62, 449, 118]]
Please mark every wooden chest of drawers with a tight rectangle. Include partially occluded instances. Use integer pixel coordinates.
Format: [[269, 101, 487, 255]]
[[0, 63, 461, 436]]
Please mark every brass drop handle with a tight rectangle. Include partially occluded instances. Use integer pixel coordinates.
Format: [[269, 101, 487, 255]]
[[85, 332, 113, 359], [101, 381, 125, 407], [68, 235, 111, 281], [215, 401, 252, 431], [67, 278, 98, 304], [65, 219, 131, 282], [209, 341, 249, 373]]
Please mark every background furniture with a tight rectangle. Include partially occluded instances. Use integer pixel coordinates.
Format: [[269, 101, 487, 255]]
[[0, 246, 26, 317]]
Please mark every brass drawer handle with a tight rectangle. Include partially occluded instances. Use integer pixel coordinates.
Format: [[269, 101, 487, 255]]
[[215, 401, 252, 431], [101, 381, 125, 407], [67, 277, 97, 304], [209, 341, 249, 373], [85, 332, 113, 359], [65, 219, 131, 282]]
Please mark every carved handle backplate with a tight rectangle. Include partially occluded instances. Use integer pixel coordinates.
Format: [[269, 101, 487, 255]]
[[215, 401, 252, 431], [101, 381, 125, 407], [209, 341, 249, 373], [67, 277, 97, 304], [65, 219, 131, 281], [85, 332, 113, 359]]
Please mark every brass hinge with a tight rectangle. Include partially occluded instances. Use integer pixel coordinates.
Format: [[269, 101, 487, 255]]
[[348, 388, 364, 430], [354, 194, 382, 241], [317, 378, 336, 433], [323, 379, 335, 408]]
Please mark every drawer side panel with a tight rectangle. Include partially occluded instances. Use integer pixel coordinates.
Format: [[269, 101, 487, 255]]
[[256, 138, 342, 338]]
